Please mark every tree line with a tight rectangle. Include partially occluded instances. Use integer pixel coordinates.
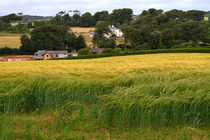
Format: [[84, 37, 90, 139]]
[[0, 8, 210, 56]]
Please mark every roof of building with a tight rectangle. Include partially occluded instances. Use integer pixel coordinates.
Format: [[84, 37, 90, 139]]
[[90, 48, 105, 53], [35, 50, 68, 55], [71, 50, 78, 54]]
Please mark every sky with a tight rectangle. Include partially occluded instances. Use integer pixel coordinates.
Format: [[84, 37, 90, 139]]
[[0, 0, 209, 16]]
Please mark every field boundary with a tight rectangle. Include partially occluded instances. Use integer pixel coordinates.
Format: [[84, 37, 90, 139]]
[[52, 48, 210, 60]]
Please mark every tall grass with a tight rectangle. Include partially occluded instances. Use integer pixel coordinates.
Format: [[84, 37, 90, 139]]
[[99, 73, 210, 128], [0, 72, 209, 128], [0, 53, 209, 129]]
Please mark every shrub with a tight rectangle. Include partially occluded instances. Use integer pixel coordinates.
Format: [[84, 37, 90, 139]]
[[78, 48, 90, 55], [113, 48, 122, 55], [136, 43, 151, 50], [98, 38, 116, 49], [103, 48, 114, 53], [172, 42, 194, 48], [0, 47, 21, 55]]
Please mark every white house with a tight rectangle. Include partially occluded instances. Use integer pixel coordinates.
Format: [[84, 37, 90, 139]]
[[109, 25, 123, 38], [89, 25, 123, 38]]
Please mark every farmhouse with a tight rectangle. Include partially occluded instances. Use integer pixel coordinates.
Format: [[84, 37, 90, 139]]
[[33, 50, 68, 60]]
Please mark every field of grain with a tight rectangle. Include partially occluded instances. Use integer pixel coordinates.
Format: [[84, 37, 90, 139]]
[[0, 53, 209, 139], [71, 27, 95, 33], [0, 32, 21, 48]]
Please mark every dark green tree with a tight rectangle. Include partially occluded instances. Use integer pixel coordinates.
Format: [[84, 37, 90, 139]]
[[112, 8, 133, 25], [80, 12, 95, 27], [94, 11, 109, 23], [93, 21, 111, 46], [30, 25, 74, 51], [98, 38, 116, 49], [76, 35, 87, 50], [20, 35, 34, 54], [165, 9, 184, 19], [184, 10, 205, 21]]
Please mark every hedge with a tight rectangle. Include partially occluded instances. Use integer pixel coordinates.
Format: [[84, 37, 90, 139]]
[[51, 48, 210, 60]]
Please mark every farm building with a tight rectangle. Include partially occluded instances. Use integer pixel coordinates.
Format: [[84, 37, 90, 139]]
[[90, 48, 105, 54], [71, 50, 78, 57], [33, 50, 68, 60], [0, 56, 33, 61]]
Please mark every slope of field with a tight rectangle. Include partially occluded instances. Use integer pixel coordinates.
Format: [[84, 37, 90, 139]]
[[0, 53, 209, 139], [71, 27, 95, 33], [0, 32, 21, 48]]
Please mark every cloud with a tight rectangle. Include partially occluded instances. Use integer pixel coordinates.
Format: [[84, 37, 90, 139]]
[[0, 0, 209, 16]]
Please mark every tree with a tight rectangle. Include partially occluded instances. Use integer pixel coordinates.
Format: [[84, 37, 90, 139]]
[[78, 48, 90, 55], [7, 23, 29, 33], [112, 8, 133, 25], [162, 28, 175, 48], [200, 25, 210, 45], [20, 35, 34, 54], [76, 35, 87, 50], [93, 21, 111, 46], [80, 12, 95, 27], [30, 25, 73, 51], [121, 26, 142, 49], [98, 38, 116, 49], [150, 30, 162, 49], [177, 21, 204, 44], [94, 11, 109, 23], [72, 14, 81, 26], [165, 9, 184, 19], [184, 10, 205, 21], [0, 13, 22, 24], [148, 8, 163, 16]]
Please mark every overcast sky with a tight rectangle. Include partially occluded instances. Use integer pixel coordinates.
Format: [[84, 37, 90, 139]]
[[0, 0, 209, 16]]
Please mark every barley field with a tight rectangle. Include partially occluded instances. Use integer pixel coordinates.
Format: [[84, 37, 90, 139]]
[[0, 32, 21, 48], [0, 53, 209, 139]]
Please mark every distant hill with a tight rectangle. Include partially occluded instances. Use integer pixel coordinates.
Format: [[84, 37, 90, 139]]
[[21, 15, 54, 22]]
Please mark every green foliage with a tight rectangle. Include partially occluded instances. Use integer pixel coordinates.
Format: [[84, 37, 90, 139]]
[[7, 23, 30, 34], [98, 38, 116, 48], [93, 21, 111, 46], [165, 9, 184, 19], [80, 12, 95, 27], [103, 48, 114, 53], [94, 11, 109, 23], [0, 47, 21, 55], [20, 35, 34, 54], [172, 42, 194, 48], [78, 48, 90, 55], [0, 13, 21, 24], [19, 25, 87, 53], [112, 8, 133, 25], [24, 120, 32, 140], [184, 10, 205, 21], [113, 47, 122, 55]]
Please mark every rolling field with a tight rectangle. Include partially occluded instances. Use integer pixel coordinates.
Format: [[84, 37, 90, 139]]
[[0, 32, 21, 48], [0, 53, 210, 139]]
